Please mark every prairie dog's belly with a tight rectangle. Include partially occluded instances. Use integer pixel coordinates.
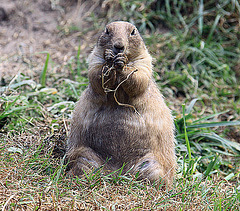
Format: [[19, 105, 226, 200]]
[[84, 106, 150, 163]]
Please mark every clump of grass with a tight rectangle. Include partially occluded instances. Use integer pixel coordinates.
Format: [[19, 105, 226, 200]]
[[145, 32, 239, 99], [176, 99, 240, 177], [0, 51, 88, 133]]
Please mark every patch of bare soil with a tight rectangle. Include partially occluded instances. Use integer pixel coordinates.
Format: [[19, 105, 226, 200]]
[[0, 0, 102, 81]]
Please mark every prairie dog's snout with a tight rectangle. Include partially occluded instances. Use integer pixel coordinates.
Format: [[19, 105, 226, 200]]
[[113, 38, 125, 54]]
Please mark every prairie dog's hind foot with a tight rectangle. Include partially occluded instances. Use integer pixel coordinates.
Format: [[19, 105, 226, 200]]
[[67, 147, 113, 176], [130, 153, 173, 185]]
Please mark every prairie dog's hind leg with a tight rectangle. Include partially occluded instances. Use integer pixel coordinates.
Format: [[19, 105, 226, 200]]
[[130, 153, 170, 184], [67, 147, 112, 175]]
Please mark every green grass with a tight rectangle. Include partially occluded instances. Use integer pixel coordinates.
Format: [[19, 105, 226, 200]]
[[1, 0, 240, 210], [0, 134, 239, 209]]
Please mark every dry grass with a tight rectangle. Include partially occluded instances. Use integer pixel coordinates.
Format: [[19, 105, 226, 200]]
[[0, 124, 239, 210], [101, 50, 140, 113]]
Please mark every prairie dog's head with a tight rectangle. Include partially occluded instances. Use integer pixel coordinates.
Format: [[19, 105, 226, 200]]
[[97, 21, 147, 61]]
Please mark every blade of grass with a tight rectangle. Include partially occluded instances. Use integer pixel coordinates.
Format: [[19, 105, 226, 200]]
[[54, 154, 66, 184], [0, 80, 37, 92], [206, 14, 221, 44], [165, 0, 172, 17], [0, 105, 34, 120], [204, 154, 219, 177], [185, 98, 198, 114], [188, 121, 240, 128], [198, 0, 204, 35], [192, 110, 229, 123], [194, 133, 240, 152], [0, 95, 21, 119], [77, 45, 81, 76], [182, 104, 191, 159], [40, 53, 50, 87]]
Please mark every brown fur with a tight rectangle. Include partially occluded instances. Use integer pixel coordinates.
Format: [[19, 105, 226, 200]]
[[67, 21, 177, 185]]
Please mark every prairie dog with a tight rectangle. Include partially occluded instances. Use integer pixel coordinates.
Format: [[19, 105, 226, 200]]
[[67, 21, 176, 185]]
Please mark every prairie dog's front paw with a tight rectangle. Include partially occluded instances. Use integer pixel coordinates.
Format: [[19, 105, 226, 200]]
[[113, 53, 127, 70], [104, 49, 115, 63]]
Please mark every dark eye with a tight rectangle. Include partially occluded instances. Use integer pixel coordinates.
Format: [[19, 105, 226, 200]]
[[130, 28, 136, 36], [105, 28, 109, 35]]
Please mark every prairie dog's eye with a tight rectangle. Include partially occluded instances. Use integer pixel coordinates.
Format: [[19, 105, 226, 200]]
[[105, 28, 110, 35], [130, 28, 136, 36]]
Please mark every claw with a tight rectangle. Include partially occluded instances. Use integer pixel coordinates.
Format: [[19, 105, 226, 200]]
[[104, 49, 115, 63], [113, 53, 127, 70]]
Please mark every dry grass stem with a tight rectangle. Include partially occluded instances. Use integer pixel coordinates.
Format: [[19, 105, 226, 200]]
[[101, 63, 140, 114]]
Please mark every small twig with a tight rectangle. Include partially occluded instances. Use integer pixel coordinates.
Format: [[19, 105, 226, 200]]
[[63, 113, 69, 137], [101, 64, 115, 91]]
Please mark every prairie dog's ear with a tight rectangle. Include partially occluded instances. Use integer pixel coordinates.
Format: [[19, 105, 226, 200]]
[[105, 27, 110, 35], [130, 28, 137, 36]]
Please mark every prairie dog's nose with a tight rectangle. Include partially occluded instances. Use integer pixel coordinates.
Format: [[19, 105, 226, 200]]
[[113, 41, 125, 54]]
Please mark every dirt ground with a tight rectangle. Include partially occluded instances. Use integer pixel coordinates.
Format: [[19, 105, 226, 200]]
[[0, 0, 105, 80]]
